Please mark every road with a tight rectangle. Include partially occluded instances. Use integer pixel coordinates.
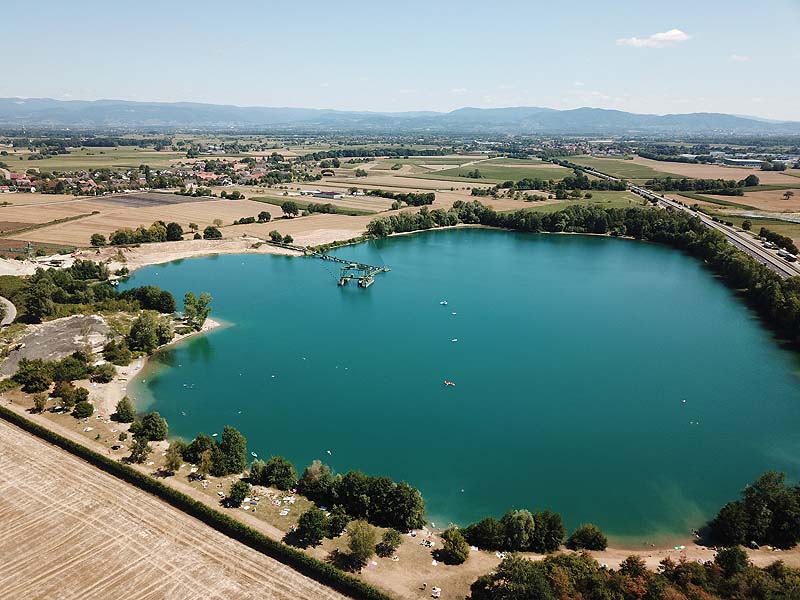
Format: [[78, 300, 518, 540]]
[[581, 167, 800, 279], [0, 295, 16, 326]]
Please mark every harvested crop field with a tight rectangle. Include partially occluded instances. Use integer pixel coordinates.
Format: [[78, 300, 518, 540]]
[[630, 156, 800, 185], [708, 188, 800, 212], [89, 192, 218, 208], [22, 199, 282, 246], [0, 221, 33, 234], [0, 418, 349, 600]]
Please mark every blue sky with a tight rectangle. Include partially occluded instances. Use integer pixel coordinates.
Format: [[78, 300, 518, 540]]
[[5, 0, 799, 119]]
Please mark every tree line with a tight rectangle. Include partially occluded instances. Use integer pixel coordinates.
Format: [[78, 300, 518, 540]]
[[645, 175, 759, 195], [364, 189, 435, 206], [301, 148, 449, 161], [760, 227, 799, 255], [367, 201, 800, 345]]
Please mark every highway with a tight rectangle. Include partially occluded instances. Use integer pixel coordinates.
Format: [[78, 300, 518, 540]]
[[581, 167, 800, 279]]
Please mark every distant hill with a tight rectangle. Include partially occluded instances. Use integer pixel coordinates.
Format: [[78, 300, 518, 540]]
[[1, 97, 798, 135]]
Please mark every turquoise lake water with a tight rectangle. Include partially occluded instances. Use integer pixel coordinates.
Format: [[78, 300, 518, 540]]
[[123, 229, 800, 543]]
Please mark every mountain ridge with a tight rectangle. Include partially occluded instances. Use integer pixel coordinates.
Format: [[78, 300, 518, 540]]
[[0, 97, 798, 134]]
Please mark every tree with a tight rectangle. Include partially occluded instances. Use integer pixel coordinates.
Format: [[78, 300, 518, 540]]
[[298, 460, 334, 503], [91, 362, 116, 383], [127, 312, 160, 353], [463, 517, 505, 550], [501, 509, 536, 551], [742, 219, 752, 231], [437, 526, 470, 564], [203, 225, 222, 239], [531, 509, 565, 553], [261, 456, 298, 490], [347, 520, 377, 569], [376, 529, 401, 557], [281, 201, 299, 217], [619, 555, 647, 579], [166, 222, 184, 241], [327, 505, 351, 538], [257, 211, 271, 223], [32, 392, 48, 413], [183, 291, 212, 331], [52, 354, 92, 382], [73, 400, 94, 419], [198, 449, 213, 479], [715, 545, 750, 577], [293, 506, 329, 547], [470, 555, 554, 600], [784, 191, 795, 201], [188, 222, 199, 232], [135, 411, 168, 441], [283, 234, 294, 244], [14, 358, 53, 392], [90, 233, 107, 247], [215, 425, 247, 475], [129, 436, 151, 463], [164, 441, 184, 474], [114, 396, 136, 423], [227, 480, 250, 507], [269, 230, 283, 242], [24, 278, 56, 323], [566, 524, 608, 551]]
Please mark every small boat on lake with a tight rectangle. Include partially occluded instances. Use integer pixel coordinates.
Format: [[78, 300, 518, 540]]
[[440, 300, 448, 305], [444, 380, 456, 387], [251, 452, 258, 458]]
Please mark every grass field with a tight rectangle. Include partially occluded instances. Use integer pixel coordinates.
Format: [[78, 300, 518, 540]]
[[414, 164, 570, 183], [521, 191, 646, 214], [719, 214, 800, 245], [676, 192, 758, 210], [566, 156, 680, 180], [251, 196, 382, 216]]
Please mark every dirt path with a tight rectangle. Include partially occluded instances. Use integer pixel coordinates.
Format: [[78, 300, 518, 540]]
[[0, 419, 349, 600], [0, 295, 16, 326]]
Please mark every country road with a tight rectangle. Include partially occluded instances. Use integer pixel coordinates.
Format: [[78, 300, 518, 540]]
[[580, 166, 800, 279], [0, 296, 16, 326]]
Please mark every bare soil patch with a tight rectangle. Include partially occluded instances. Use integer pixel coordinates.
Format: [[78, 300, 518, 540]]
[[89, 192, 219, 209]]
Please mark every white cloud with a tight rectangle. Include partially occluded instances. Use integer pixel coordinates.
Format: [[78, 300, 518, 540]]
[[449, 88, 468, 94], [730, 54, 751, 62], [617, 28, 690, 49], [573, 81, 585, 87]]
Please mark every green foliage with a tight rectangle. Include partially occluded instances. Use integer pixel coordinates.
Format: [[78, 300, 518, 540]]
[[290, 506, 329, 548], [715, 545, 750, 578], [164, 440, 185, 473], [436, 527, 469, 565], [183, 432, 215, 464], [183, 291, 212, 331], [566, 523, 608, 550], [52, 353, 92, 381], [269, 230, 283, 242], [165, 222, 184, 241], [203, 225, 222, 240], [128, 436, 151, 463], [501, 510, 536, 551], [760, 227, 799, 255], [462, 517, 506, 550], [90, 362, 116, 383], [364, 189, 434, 206], [259, 455, 298, 490], [120, 286, 176, 313], [90, 233, 107, 247], [114, 396, 136, 423], [227, 480, 251, 507], [32, 392, 48, 413], [709, 471, 800, 549], [347, 520, 377, 569], [257, 211, 271, 223], [14, 358, 53, 392], [281, 200, 299, 216], [132, 411, 168, 441], [376, 528, 401, 557], [212, 425, 247, 476], [742, 219, 752, 231], [72, 400, 94, 419], [103, 339, 133, 366], [127, 312, 173, 353], [327, 505, 351, 538]]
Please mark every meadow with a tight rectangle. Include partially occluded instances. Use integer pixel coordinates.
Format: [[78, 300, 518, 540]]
[[565, 156, 681, 180], [413, 164, 570, 183]]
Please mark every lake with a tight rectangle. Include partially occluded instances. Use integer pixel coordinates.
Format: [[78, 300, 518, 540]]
[[123, 228, 800, 544]]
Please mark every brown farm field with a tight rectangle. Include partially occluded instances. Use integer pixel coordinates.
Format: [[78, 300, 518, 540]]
[[631, 156, 800, 185], [0, 419, 350, 600]]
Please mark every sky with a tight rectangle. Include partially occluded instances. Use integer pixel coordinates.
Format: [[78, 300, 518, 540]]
[[4, 0, 799, 120]]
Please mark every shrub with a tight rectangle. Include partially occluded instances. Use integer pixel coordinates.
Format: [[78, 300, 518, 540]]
[[103, 340, 133, 365], [73, 400, 94, 418], [436, 527, 470, 564], [227, 480, 251, 507], [567, 524, 608, 551], [91, 362, 116, 383], [203, 225, 222, 240], [376, 529, 401, 557], [14, 358, 53, 392], [114, 396, 136, 423]]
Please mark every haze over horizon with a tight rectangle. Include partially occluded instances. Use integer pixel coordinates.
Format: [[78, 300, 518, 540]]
[[5, 0, 798, 121]]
